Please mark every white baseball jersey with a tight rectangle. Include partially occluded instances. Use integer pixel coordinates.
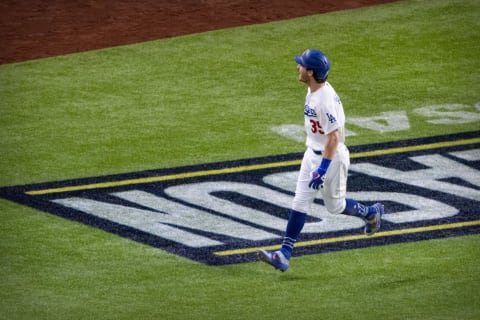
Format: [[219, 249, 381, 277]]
[[303, 82, 345, 152], [292, 82, 349, 215]]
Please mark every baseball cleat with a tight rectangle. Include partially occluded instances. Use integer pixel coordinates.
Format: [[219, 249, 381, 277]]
[[365, 203, 384, 236], [257, 249, 289, 272]]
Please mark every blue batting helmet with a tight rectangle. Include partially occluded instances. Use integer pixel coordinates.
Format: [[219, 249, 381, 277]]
[[294, 49, 330, 81]]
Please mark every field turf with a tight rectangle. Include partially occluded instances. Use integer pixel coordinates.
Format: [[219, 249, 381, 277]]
[[0, 0, 479, 319]]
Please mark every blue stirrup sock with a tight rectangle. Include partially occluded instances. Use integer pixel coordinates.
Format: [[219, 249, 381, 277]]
[[343, 198, 377, 220], [280, 210, 306, 259]]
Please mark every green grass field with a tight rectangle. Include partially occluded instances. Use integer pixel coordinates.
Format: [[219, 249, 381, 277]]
[[1, 0, 479, 319]]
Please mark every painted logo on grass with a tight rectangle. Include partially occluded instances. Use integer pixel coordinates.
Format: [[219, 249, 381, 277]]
[[0, 131, 479, 265]]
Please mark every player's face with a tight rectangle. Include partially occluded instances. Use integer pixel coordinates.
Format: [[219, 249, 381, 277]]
[[297, 64, 309, 83]]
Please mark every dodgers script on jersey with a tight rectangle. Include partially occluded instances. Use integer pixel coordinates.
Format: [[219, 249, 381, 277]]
[[303, 82, 345, 151]]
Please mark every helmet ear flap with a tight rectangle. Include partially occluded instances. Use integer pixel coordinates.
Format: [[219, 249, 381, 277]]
[[313, 70, 328, 83]]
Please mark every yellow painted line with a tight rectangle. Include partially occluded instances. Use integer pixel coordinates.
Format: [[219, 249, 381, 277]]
[[350, 137, 480, 158], [25, 137, 480, 195], [214, 220, 480, 256], [25, 160, 300, 195]]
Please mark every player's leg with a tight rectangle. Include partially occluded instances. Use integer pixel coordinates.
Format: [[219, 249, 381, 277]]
[[257, 149, 317, 271], [256, 208, 307, 271], [320, 145, 348, 214], [322, 144, 384, 235], [281, 148, 320, 257], [343, 199, 384, 235]]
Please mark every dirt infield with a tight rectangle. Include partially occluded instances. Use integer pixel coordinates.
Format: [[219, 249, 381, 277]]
[[0, 0, 399, 64]]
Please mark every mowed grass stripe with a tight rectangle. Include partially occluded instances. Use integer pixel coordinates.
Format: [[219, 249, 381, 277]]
[[25, 137, 480, 195], [214, 220, 480, 256]]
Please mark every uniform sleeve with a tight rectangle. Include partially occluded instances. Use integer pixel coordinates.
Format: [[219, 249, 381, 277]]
[[318, 101, 340, 136]]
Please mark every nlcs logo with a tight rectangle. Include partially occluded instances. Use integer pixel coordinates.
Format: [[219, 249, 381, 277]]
[[0, 132, 478, 265]]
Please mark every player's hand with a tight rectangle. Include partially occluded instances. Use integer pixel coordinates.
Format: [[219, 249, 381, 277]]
[[309, 168, 326, 190]]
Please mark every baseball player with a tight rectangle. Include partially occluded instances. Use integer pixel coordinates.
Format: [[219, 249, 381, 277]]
[[258, 49, 384, 272]]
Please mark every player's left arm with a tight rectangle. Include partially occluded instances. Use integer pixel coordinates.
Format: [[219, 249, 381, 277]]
[[309, 129, 339, 189], [322, 129, 339, 160]]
